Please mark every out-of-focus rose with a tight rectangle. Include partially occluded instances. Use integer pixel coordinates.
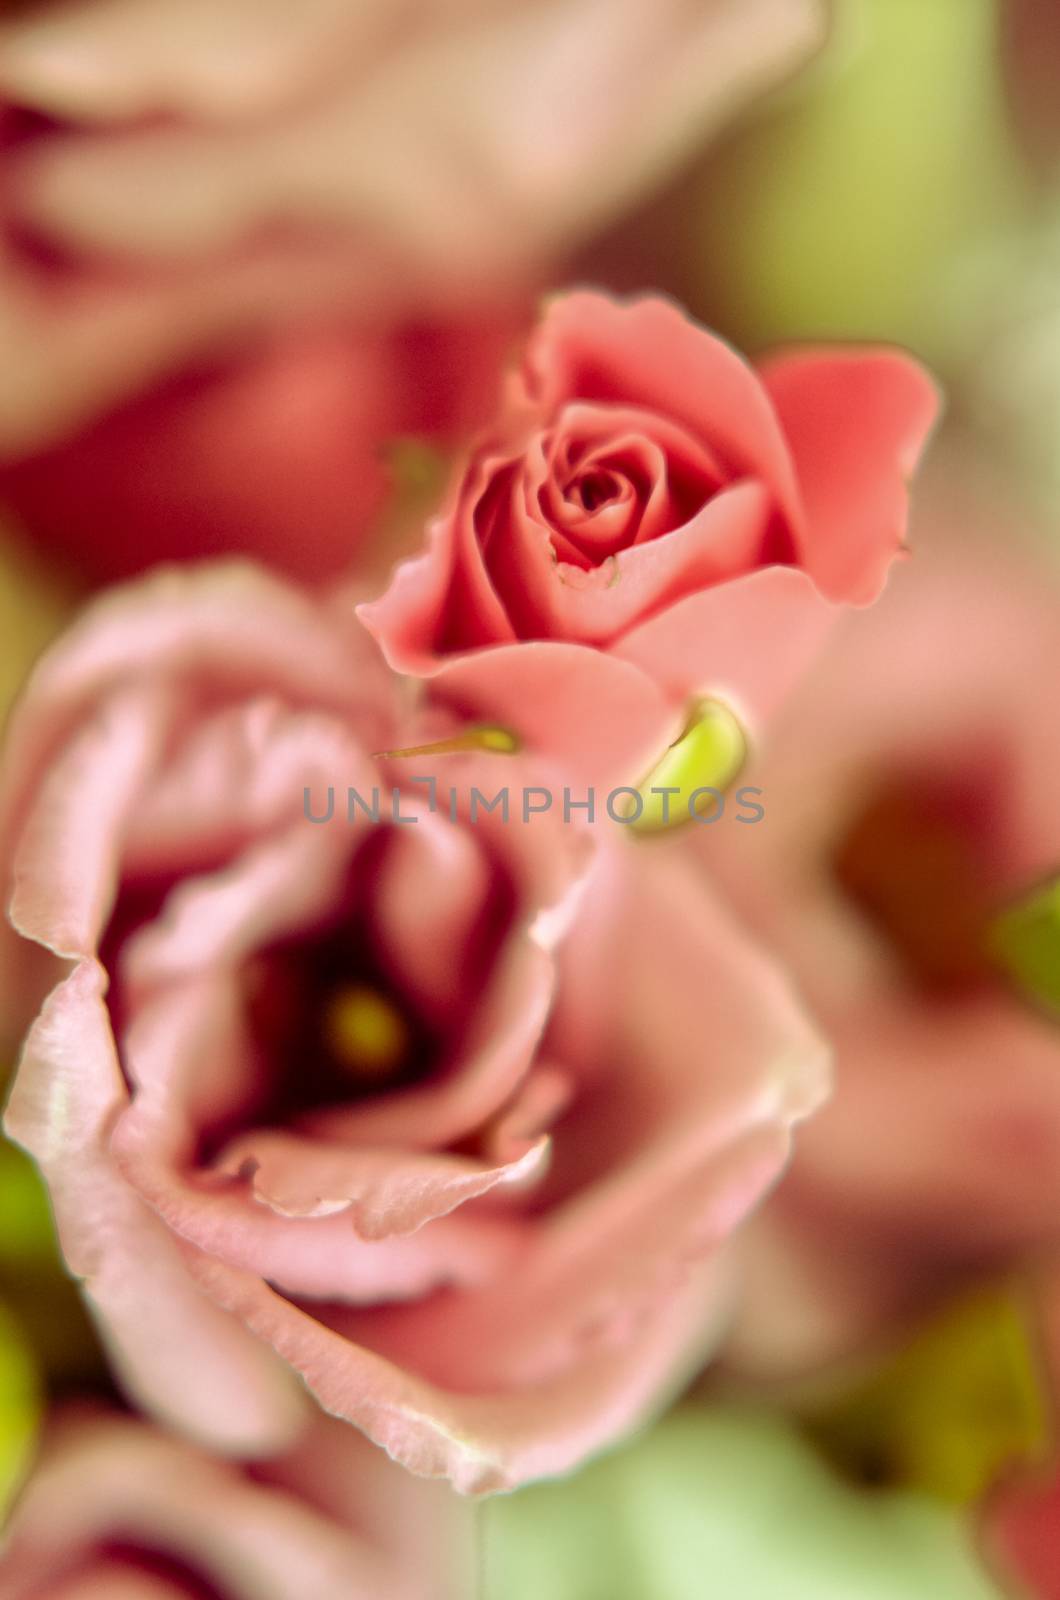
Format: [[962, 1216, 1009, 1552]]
[[0, 313, 520, 585], [1002, 0, 1060, 182], [0, 1408, 475, 1599], [698, 471, 1060, 1380], [361, 290, 939, 761], [986, 1470, 1060, 1600], [0, 563, 827, 1491], [0, 0, 826, 457]]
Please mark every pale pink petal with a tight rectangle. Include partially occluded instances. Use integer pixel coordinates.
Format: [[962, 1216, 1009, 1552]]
[[212, 1129, 549, 1235], [759, 347, 941, 603], [0, 564, 391, 899], [2, 0, 825, 275], [119, 823, 352, 996], [121, 699, 378, 876], [352, 850, 829, 1391], [182, 1247, 730, 1495], [130, 1179, 525, 1306], [9, 681, 173, 957], [110, 977, 528, 1296], [3, 962, 305, 1455], [1, 1411, 458, 1600], [0, 0, 393, 122], [366, 814, 497, 1027]]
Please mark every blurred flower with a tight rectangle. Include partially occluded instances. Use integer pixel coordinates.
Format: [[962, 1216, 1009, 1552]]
[[0, 562, 827, 1492], [361, 289, 938, 766], [0, 311, 524, 585], [1001, 0, 1060, 184], [0, 0, 826, 458], [987, 1469, 1060, 1600], [484, 1403, 1005, 1599], [0, 1408, 475, 1599], [699, 463, 1060, 1380]]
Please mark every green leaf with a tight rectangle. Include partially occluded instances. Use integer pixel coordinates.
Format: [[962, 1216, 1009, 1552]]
[[990, 876, 1060, 1016]]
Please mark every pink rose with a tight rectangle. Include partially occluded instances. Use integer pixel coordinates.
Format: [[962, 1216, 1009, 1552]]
[[697, 471, 1060, 1379], [361, 291, 939, 761], [1, 564, 827, 1491], [0, 1408, 474, 1599]]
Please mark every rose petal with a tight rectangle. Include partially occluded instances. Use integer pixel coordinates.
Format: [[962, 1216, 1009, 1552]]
[[520, 292, 804, 529], [426, 644, 683, 792], [3, 962, 305, 1454], [10, 681, 173, 957], [759, 347, 941, 603], [612, 563, 838, 724], [0, 1411, 441, 1600], [182, 1247, 729, 1495]]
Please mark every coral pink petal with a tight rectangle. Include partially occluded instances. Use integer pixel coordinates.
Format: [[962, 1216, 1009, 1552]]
[[521, 293, 804, 527], [612, 563, 838, 725], [358, 484, 514, 674], [429, 642, 683, 791], [495, 481, 773, 645], [3, 962, 305, 1455], [760, 347, 940, 603]]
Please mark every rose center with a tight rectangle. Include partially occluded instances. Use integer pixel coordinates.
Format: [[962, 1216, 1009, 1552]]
[[567, 467, 622, 513], [320, 983, 412, 1083]]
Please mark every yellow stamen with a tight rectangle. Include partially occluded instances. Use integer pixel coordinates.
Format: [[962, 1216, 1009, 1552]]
[[374, 724, 521, 760], [322, 985, 410, 1082]]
